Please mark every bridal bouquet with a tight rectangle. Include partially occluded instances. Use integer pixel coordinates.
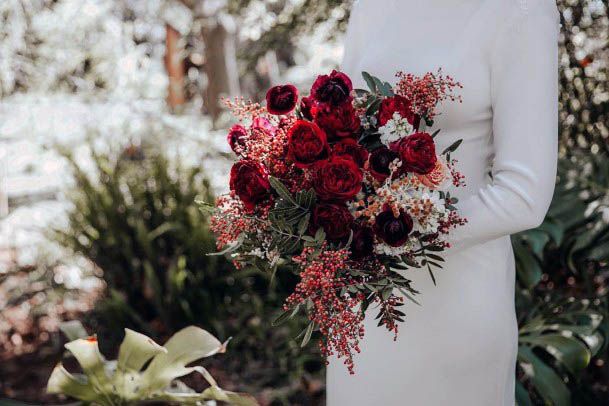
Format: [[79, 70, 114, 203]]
[[207, 69, 466, 373]]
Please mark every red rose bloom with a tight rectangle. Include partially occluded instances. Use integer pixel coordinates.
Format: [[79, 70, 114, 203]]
[[390, 132, 437, 175], [377, 95, 419, 128], [311, 70, 353, 106], [266, 84, 299, 115], [227, 124, 248, 154], [312, 202, 354, 241], [287, 120, 330, 169], [374, 206, 414, 247], [300, 96, 317, 120], [350, 223, 375, 259], [332, 138, 369, 167], [314, 102, 360, 140], [368, 147, 399, 181], [229, 160, 271, 210], [313, 155, 363, 201]]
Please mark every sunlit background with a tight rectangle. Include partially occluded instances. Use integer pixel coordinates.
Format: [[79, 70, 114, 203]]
[[0, 0, 607, 405]]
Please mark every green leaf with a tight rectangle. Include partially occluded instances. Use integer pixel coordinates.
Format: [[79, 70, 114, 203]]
[[269, 176, 296, 204], [47, 364, 106, 404], [362, 71, 377, 93], [117, 329, 167, 372], [520, 333, 591, 375], [300, 322, 315, 348], [140, 326, 224, 394], [441, 139, 463, 155], [515, 381, 533, 406], [366, 98, 382, 116], [517, 346, 571, 406]]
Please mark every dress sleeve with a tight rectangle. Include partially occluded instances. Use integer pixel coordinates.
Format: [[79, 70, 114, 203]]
[[448, 1, 560, 251]]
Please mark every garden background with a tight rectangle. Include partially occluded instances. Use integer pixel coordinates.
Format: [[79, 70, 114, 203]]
[[0, 0, 607, 405]]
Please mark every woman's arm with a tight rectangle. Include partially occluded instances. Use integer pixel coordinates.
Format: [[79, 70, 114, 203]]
[[449, 1, 560, 251]]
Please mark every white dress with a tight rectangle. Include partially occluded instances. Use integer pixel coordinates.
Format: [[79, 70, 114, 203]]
[[328, 0, 560, 405]]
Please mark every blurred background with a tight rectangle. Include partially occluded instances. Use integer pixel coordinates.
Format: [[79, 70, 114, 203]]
[[0, 0, 607, 405]]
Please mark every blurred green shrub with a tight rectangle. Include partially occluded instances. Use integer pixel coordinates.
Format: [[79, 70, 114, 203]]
[[56, 145, 232, 335]]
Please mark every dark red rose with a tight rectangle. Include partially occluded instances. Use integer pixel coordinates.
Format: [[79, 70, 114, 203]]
[[390, 132, 437, 175], [377, 95, 419, 128], [312, 203, 354, 241], [227, 124, 248, 154], [313, 102, 360, 140], [332, 138, 369, 167], [351, 224, 375, 259], [251, 116, 276, 136], [313, 155, 363, 201], [287, 120, 330, 169], [266, 84, 299, 115], [300, 96, 317, 120], [374, 206, 414, 247], [368, 147, 399, 181], [311, 70, 353, 106], [229, 160, 271, 210]]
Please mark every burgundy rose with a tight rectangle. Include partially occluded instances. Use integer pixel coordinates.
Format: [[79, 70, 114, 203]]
[[377, 95, 419, 128], [368, 147, 399, 181], [300, 96, 317, 120], [390, 132, 437, 175], [287, 120, 330, 169], [313, 155, 363, 201], [350, 224, 375, 259], [374, 206, 414, 247], [251, 116, 277, 136], [312, 203, 354, 241], [266, 84, 299, 115], [227, 124, 248, 154], [229, 160, 271, 211], [332, 138, 369, 168], [313, 102, 361, 140], [311, 70, 353, 106]]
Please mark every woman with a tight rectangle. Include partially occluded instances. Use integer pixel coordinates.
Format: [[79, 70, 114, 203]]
[[328, 0, 560, 404]]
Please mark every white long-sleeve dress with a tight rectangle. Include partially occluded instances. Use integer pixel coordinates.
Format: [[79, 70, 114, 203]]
[[328, 0, 560, 405]]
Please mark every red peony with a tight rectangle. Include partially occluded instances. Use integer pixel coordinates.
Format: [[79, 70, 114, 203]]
[[229, 160, 271, 211], [266, 84, 299, 115], [313, 155, 363, 201], [311, 70, 353, 106], [332, 138, 369, 167], [287, 120, 330, 169], [227, 124, 248, 154], [350, 223, 375, 259], [368, 146, 399, 181], [312, 202, 354, 241], [374, 205, 414, 247], [314, 102, 361, 140], [390, 132, 437, 175], [377, 95, 419, 128]]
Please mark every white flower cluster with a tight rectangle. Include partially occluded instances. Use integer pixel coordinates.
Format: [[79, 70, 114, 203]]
[[378, 112, 414, 146]]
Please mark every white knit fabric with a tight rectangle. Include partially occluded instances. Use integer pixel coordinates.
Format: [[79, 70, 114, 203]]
[[328, 1, 559, 404]]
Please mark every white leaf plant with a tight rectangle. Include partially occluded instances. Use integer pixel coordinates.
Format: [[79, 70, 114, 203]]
[[47, 323, 258, 405]]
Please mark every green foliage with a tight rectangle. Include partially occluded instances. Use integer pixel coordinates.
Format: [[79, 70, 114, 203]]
[[513, 153, 609, 404], [47, 321, 257, 405], [56, 144, 235, 335]]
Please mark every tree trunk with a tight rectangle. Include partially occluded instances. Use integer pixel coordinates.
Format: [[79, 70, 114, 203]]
[[165, 24, 186, 110], [202, 18, 240, 127]]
